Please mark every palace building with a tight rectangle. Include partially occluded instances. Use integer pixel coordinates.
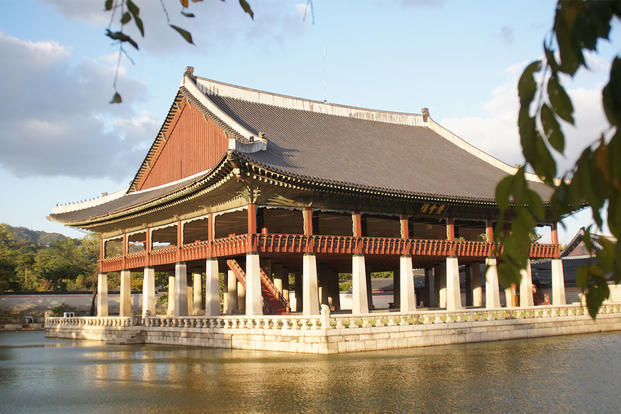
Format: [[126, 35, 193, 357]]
[[48, 67, 566, 320]]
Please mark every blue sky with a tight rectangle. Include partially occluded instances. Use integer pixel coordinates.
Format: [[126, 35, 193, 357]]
[[0, 0, 618, 242]]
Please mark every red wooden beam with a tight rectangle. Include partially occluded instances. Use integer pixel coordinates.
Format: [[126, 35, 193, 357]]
[[303, 208, 313, 235], [400, 215, 409, 239], [248, 204, 257, 234], [485, 220, 494, 242], [352, 212, 362, 238]]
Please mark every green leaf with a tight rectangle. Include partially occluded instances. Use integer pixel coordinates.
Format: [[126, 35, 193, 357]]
[[519, 109, 537, 163], [126, 0, 139, 16], [169, 25, 194, 44], [495, 174, 513, 211], [602, 57, 621, 127], [121, 12, 131, 25], [526, 190, 545, 221], [540, 103, 565, 153], [109, 92, 122, 104], [124, 0, 144, 37], [104, 0, 114, 11], [554, 3, 583, 75], [532, 132, 556, 184], [181, 11, 195, 18], [105, 29, 139, 50], [518, 60, 541, 105], [548, 76, 575, 124], [239, 0, 254, 20]]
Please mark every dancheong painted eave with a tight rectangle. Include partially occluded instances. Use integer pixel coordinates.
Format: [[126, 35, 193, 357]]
[[48, 67, 554, 228]]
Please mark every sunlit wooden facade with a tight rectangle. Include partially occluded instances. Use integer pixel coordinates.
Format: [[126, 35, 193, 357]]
[[49, 67, 566, 318]]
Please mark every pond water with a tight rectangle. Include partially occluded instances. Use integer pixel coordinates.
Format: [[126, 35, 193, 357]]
[[1, 330, 620, 413]]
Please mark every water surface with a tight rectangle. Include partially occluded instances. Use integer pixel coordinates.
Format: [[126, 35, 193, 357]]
[[1, 330, 620, 413]]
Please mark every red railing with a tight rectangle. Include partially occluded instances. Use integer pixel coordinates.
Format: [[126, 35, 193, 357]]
[[98, 233, 560, 272], [529, 243, 559, 258], [125, 251, 146, 269], [149, 246, 177, 266]]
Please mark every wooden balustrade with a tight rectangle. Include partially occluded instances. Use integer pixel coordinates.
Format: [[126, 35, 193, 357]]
[[98, 232, 560, 272]]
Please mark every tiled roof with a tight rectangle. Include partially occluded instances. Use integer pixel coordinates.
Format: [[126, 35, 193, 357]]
[[204, 92, 552, 202]]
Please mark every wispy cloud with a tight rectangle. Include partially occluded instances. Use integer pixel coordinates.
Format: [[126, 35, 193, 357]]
[[0, 32, 156, 181]]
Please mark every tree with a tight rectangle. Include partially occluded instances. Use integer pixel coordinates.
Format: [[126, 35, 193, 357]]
[[495, 0, 620, 317]]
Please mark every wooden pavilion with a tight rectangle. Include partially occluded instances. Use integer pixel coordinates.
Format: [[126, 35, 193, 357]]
[[49, 67, 565, 318]]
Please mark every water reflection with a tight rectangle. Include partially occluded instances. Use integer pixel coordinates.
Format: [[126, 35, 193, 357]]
[[1, 331, 621, 413]]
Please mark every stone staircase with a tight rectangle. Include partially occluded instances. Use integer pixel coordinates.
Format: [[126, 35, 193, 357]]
[[226, 259, 290, 315]]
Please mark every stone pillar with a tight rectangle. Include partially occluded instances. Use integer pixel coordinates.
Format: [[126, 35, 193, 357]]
[[551, 258, 566, 305], [438, 264, 447, 308], [167, 275, 175, 316], [485, 258, 501, 308], [366, 270, 374, 310], [520, 259, 534, 307], [187, 286, 194, 315], [205, 258, 220, 316], [282, 269, 290, 303], [352, 254, 369, 314], [245, 253, 263, 315], [237, 280, 246, 314], [294, 272, 303, 312], [272, 263, 284, 295], [504, 284, 516, 308], [400, 255, 416, 312], [471, 263, 483, 307], [225, 270, 238, 314], [393, 268, 401, 309], [446, 256, 462, 311], [465, 265, 473, 307], [97, 273, 108, 317], [142, 267, 155, 317], [192, 272, 203, 313], [424, 268, 433, 307], [433, 265, 440, 307], [302, 254, 320, 315], [328, 270, 340, 311], [119, 269, 131, 317], [174, 262, 188, 317]]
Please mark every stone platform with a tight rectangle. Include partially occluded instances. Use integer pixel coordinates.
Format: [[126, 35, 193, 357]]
[[45, 304, 621, 354]]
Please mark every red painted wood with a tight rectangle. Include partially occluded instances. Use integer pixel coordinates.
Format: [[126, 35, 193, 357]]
[[137, 102, 229, 191], [400, 216, 409, 239], [303, 208, 313, 235], [248, 205, 257, 234]]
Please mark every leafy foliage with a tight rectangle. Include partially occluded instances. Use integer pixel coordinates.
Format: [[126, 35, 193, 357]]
[[0, 225, 99, 293], [103, 0, 254, 103], [496, 0, 621, 317]]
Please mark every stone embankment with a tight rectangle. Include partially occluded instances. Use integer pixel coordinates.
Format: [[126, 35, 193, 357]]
[[45, 304, 621, 354]]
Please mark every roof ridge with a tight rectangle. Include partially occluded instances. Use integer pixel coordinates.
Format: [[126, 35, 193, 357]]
[[194, 76, 428, 128]]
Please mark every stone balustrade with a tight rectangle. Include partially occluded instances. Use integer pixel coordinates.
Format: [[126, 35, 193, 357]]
[[45, 316, 134, 327], [44, 303, 621, 331]]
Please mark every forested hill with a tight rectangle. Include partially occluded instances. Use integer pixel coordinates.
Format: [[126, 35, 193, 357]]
[[0, 224, 98, 293], [2, 224, 68, 247]]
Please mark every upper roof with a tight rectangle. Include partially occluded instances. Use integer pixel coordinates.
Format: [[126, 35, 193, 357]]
[[49, 68, 553, 227]]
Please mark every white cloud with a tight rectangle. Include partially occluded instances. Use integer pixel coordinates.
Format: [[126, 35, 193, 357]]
[[41, 0, 110, 25], [0, 32, 156, 181], [440, 62, 609, 175]]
